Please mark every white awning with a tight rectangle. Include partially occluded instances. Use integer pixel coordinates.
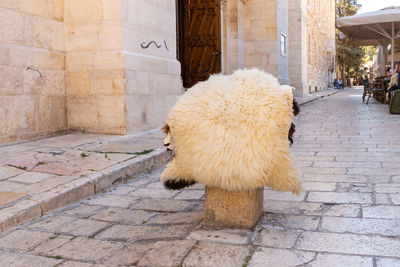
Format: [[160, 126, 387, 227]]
[[336, 6, 400, 72]]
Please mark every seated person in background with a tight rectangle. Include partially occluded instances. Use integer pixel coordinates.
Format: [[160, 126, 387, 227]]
[[389, 67, 399, 89], [386, 67, 391, 79], [384, 69, 391, 83], [333, 79, 338, 89], [338, 79, 343, 89], [387, 64, 400, 102]]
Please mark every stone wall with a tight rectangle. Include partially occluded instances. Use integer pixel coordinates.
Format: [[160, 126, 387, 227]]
[[121, 0, 183, 133], [65, 0, 126, 135], [0, 0, 183, 143], [221, 0, 246, 74], [244, 0, 278, 75], [223, 0, 335, 95], [0, 0, 65, 143], [289, 0, 335, 95], [288, 0, 308, 96], [306, 0, 336, 93], [243, 0, 289, 84]]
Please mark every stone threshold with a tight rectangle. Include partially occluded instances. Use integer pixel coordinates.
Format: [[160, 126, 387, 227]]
[[0, 149, 172, 233]]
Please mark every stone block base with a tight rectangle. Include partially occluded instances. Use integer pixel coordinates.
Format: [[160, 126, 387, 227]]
[[203, 187, 263, 229]]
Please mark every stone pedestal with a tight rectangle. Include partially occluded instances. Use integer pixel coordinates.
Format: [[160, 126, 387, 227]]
[[203, 187, 263, 229]]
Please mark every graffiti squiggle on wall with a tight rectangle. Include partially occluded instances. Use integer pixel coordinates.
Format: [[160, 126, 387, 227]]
[[141, 40, 169, 51], [163, 40, 169, 51], [26, 66, 45, 78], [141, 41, 161, 49]]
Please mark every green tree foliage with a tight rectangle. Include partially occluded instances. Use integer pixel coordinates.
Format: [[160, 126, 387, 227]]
[[362, 46, 377, 64], [336, 0, 364, 82], [336, 42, 365, 79], [336, 0, 361, 18]]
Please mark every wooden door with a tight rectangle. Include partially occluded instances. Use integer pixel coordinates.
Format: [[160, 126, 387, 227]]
[[177, 0, 221, 89]]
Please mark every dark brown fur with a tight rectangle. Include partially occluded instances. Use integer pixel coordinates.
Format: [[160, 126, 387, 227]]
[[292, 99, 300, 116], [162, 124, 195, 190], [161, 124, 170, 134], [288, 99, 300, 145], [162, 124, 171, 149], [164, 179, 196, 190], [288, 122, 296, 145]]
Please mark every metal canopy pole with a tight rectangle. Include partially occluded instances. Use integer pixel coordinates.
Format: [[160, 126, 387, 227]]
[[392, 22, 395, 74]]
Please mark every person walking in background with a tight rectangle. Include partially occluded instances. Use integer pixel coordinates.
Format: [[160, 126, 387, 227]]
[[362, 67, 370, 103], [363, 67, 369, 90]]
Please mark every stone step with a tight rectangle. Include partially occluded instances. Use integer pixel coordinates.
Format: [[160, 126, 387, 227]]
[[0, 149, 171, 233]]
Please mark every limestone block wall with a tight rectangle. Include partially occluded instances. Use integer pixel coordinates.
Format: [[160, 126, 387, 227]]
[[121, 0, 183, 133], [64, 0, 126, 135], [236, 1, 246, 70], [306, 0, 336, 92], [288, 0, 308, 96], [221, 0, 246, 74], [288, 0, 335, 95], [244, 0, 278, 74], [0, 0, 66, 143], [243, 0, 289, 84]]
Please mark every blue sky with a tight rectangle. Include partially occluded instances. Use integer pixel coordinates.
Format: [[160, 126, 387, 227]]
[[358, 0, 399, 14]]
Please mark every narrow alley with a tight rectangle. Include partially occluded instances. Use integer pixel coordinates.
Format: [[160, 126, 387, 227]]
[[0, 88, 399, 267]]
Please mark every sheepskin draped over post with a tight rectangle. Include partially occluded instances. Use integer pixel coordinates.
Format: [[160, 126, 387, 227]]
[[161, 69, 302, 195]]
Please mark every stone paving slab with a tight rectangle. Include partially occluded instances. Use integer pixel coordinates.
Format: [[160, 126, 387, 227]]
[[0, 88, 399, 266], [0, 166, 25, 181], [86, 138, 162, 154], [0, 250, 62, 267], [252, 228, 300, 249], [187, 229, 252, 245], [308, 253, 373, 267], [48, 237, 123, 262], [137, 240, 196, 266], [0, 229, 54, 251], [0, 192, 27, 206], [183, 242, 250, 267], [248, 247, 316, 267], [0, 129, 171, 233], [296, 231, 400, 258]]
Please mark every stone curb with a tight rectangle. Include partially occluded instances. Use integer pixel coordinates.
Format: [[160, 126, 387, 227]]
[[0, 148, 172, 233], [296, 89, 342, 106]]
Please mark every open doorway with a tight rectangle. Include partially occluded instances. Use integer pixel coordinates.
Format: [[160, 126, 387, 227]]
[[177, 0, 221, 89]]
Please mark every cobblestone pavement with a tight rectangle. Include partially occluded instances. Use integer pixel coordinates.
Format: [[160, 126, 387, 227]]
[[1, 88, 400, 266], [0, 130, 169, 232]]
